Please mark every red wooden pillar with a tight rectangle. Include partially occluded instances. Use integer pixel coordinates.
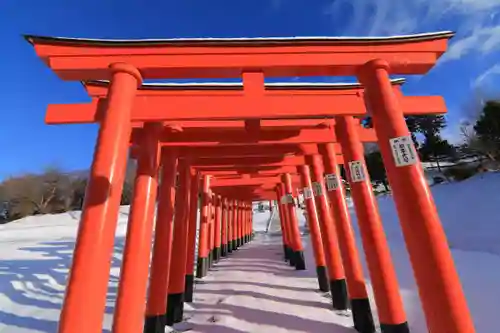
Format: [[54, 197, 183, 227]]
[[245, 202, 251, 243], [207, 191, 215, 268], [113, 123, 162, 333], [237, 201, 245, 246], [307, 154, 349, 310], [166, 160, 192, 326], [196, 175, 211, 278], [336, 116, 407, 331], [144, 150, 178, 332], [298, 165, 329, 292], [277, 185, 293, 263], [360, 59, 474, 333], [240, 202, 245, 245], [249, 202, 253, 241], [250, 201, 255, 240], [320, 143, 375, 332], [227, 199, 234, 254], [231, 200, 239, 250], [221, 198, 229, 257], [214, 195, 223, 262], [281, 174, 306, 270], [58, 63, 141, 333], [241, 202, 248, 245], [275, 188, 290, 261], [184, 169, 200, 303]]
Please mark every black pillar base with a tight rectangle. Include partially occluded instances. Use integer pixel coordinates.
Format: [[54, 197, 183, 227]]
[[211, 248, 217, 263], [221, 244, 228, 257], [294, 251, 306, 270], [144, 314, 166, 333], [232, 240, 237, 250], [205, 255, 210, 273], [329, 279, 349, 310], [351, 298, 375, 333], [380, 322, 410, 333], [208, 249, 214, 268], [228, 241, 233, 253], [289, 249, 296, 267], [165, 292, 184, 326], [184, 274, 194, 303], [316, 266, 330, 292], [196, 257, 208, 278], [284, 245, 292, 261], [214, 246, 221, 262]]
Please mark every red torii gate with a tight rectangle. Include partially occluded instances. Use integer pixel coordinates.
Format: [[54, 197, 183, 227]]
[[46, 79, 445, 123], [25, 32, 475, 333]]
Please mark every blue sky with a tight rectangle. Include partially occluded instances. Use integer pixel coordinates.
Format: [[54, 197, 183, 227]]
[[1, 0, 500, 180]]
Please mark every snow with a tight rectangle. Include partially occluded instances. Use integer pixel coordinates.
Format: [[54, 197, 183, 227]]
[[0, 173, 499, 332]]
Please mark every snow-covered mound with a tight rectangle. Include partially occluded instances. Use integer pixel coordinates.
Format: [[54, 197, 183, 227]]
[[347, 172, 500, 332], [369, 172, 500, 255], [0, 176, 498, 332]]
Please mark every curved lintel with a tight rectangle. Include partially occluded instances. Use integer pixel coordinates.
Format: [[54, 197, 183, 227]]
[[24, 31, 454, 47], [82, 78, 406, 91], [26, 31, 455, 80]]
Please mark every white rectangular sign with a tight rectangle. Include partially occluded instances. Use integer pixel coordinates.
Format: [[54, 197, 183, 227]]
[[303, 187, 313, 199], [389, 135, 418, 167], [312, 182, 323, 196], [348, 161, 366, 183], [325, 174, 339, 191]]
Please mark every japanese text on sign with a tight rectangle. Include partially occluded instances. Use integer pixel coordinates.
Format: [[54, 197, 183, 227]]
[[325, 174, 339, 191], [348, 161, 366, 183], [312, 182, 323, 196], [303, 187, 313, 199], [389, 135, 418, 167]]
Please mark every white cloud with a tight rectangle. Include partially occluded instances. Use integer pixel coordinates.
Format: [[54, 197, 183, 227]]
[[440, 26, 500, 63], [473, 63, 500, 88], [323, 0, 500, 63]]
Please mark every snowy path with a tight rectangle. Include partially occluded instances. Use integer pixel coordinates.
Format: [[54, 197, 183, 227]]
[[183, 234, 355, 333], [0, 174, 500, 331]]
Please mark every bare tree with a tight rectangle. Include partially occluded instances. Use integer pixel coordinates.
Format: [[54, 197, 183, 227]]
[[0, 168, 74, 220]]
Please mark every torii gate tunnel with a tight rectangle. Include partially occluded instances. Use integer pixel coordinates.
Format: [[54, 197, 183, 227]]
[[25, 31, 475, 333]]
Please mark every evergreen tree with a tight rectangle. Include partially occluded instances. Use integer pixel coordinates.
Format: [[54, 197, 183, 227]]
[[365, 150, 389, 191], [419, 134, 455, 172], [474, 101, 500, 157], [405, 116, 420, 148], [362, 115, 422, 147], [415, 115, 446, 137]]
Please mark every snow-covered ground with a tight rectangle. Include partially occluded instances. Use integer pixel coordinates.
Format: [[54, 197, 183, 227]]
[[0, 173, 498, 332]]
